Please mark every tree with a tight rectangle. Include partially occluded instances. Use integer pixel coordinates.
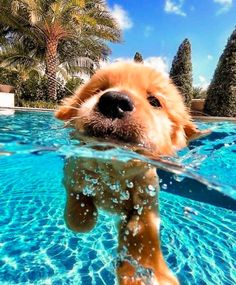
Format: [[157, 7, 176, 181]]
[[134, 52, 143, 63], [204, 27, 236, 117], [0, 0, 121, 101], [170, 39, 193, 107], [0, 40, 44, 80], [193, 87, 207, 99]]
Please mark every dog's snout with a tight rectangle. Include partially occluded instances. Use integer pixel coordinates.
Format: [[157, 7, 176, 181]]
[[97, 91, 134, 119]]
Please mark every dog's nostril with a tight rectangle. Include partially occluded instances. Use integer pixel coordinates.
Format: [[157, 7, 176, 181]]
[[97, 91, 134, 119]]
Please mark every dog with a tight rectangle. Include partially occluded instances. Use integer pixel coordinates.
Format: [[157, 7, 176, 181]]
[[55, 62, 209, 285]]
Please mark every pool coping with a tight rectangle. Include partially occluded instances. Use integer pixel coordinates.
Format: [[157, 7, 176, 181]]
[[1, 106, 236, 122], [0, 106, 55, 112], [193, 115, 236, 122]]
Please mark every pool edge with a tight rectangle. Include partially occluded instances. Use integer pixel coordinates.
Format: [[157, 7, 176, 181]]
[[1, 107, 236, 122]]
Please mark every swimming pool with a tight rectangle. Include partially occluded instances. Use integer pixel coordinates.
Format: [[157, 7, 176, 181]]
[[0, 110, 235, 285]]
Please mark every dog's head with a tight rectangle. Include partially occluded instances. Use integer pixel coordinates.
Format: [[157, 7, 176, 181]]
[[56, 62, 208, 155]]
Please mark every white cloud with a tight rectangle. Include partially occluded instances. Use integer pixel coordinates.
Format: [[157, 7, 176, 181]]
[[144, 57, 169, 77], [214, 0, 232, 5], [144, 26, 154, 38], [109, 4, 133, 30], [197, 75, 209, 90], [99, 56, 168, 77], [214, 0, 233, 13], [164, 0, 186, 16], [207, 54, 213, 60]]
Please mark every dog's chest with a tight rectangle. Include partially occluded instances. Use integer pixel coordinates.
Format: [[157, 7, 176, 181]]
[[63, 157, 158, 213]]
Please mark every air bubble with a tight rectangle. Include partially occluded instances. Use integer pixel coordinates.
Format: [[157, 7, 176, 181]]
[[112, 198, 119, 204], [137, 206, 143, 215], [126, 181, 134, 188], [162, 184, 168, 190], [121, 214, 127, 221], [120, 190, 130, 201], [174, 174, 185, 182], [148, 185, 155, 191], [146, 185, 156, 197], [134, 204, 140, 210], [91, 178, 98, 184], [83, 186, 93, 196], [110, 183, 120, 192], [133, 224, 140, 236]]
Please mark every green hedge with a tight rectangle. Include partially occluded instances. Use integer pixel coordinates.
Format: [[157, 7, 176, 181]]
[[0, 67, 83, 106]]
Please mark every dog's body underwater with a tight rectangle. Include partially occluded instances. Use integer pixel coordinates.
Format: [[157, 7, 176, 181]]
[[56, 62, 209, 285]]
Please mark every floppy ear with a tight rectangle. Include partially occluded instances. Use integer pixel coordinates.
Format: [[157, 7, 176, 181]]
[[184, 122, 211, 142], [55, 97, 78, 121]]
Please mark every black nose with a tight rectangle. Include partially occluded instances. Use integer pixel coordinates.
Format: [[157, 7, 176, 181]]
[[97, 91, 134, 119]]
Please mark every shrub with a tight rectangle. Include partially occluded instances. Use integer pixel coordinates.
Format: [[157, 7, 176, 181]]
[[134, 52, 144, 63], [0, 67, 19, 86], [16, 75, 48, 102], [204, 27, 236, 117], [57, 77, 84, 101], [18, 100, 57, 109], [170, 39, 193, 107], [17, 76, 82, 104], [193, 87, 207, 99]]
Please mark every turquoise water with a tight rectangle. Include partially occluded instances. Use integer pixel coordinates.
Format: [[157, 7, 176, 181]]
[[0, 110, 235, 285]]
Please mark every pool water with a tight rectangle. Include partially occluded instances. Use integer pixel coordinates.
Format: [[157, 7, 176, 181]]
[[0, 111, 235, 285]]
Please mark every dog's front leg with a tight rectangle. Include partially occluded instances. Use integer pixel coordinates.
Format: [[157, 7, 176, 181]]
[[117, 209, 179, 285], [64, 192, 98, 232], [63, 157, 98, 233]]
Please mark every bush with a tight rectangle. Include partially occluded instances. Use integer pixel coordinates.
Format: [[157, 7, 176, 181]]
[[16, 75, 48, 102], [204, 27, 236, 117], [170, 39, 193, 107], [0, 66, 84, 106], [18, 100, 57, 109], [57, 77, 84, 101], [193, 87, 207, 99], [134, 52, 144, 63], [0, 67, 19, 86]]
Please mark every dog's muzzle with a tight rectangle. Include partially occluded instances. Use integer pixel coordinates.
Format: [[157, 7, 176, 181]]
[[97, 91, 134, 119]]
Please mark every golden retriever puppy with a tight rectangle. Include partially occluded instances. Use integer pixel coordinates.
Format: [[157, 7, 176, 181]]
[[55, 62, 208, 285]]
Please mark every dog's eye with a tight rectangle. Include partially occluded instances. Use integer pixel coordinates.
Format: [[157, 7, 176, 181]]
[[147, 96, 162, 108]]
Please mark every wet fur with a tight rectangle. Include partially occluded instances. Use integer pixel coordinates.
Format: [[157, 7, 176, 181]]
[[55, 62, 208, 285]]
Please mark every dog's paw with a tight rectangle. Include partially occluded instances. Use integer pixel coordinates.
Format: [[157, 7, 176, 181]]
[[156, 272, 179, 285]]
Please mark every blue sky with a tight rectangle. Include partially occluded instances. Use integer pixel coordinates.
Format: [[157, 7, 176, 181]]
[[106, 0, 236, 88]]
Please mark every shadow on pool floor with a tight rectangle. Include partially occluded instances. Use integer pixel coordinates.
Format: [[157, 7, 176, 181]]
[[158, 170, 236, 211]]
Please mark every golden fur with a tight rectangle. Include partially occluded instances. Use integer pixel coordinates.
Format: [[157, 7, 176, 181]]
[[55, 62, 208, 285]]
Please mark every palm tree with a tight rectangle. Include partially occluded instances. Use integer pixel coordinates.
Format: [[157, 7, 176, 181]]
[[0, 0, 121, 101], [0, 45, 43, 84], [0, 36, 104, 81]]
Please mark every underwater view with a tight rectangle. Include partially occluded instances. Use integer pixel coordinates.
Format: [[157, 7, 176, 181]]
[[0, 110, 235, 285]]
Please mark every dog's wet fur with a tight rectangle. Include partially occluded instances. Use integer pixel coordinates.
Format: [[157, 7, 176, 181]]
[[56, 62, 209, 285]]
